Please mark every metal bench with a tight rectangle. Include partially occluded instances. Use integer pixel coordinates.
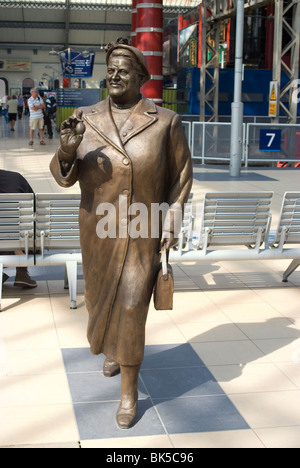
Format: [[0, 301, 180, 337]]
[[269, 192, 300, 282], [35, 193, 82, 309], [173, 193, 194, 251], [170, 191, 300, 282], [0, 193, 35, 310], [191, 191, 273, 252], [1, 191, 300, 312]]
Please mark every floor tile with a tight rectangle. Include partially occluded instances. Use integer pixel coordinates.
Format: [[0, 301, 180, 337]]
[[191, 340, 270, 367], [67, 371, 149, 403], [0, 405, 79, 446], [62, 347, 103, 373], [210, 363, 297, 394], [153, 395, 249, 434], [73, 399, 165, 440], [140, 367, 224, 399], [0, 348, 66, 376], [0, 374, 72, 407], [253, 338, 300, 363], [231, 390, 300, 428], [254, 426, 300, 448], [271, 301, 300, 318], [177, 321, 249, 343], [236, 318, 300, 340], [145, 322, 186, 345], [142, 343, 205, 369]]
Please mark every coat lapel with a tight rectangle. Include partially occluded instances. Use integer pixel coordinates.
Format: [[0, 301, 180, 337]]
[[83, 97, 158, 154], [121, 98, 158, 145], [83, 98, 126, 156]]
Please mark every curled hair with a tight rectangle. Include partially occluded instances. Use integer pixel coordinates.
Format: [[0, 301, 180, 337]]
[[104, 37, 129, 54]]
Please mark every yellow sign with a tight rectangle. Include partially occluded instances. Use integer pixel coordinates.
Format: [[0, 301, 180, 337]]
[[0, 59, 31, 72], [270, 84, 277, 101], [189, 38, 198, 68], [268, 102, 277, 117], [269, 81, 278, 117]]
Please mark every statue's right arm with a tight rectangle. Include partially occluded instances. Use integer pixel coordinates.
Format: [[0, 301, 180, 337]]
[[49, 110, 86, 188]]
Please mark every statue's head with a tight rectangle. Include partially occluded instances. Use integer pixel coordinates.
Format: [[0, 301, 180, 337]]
[[105, 37, 150, 85]]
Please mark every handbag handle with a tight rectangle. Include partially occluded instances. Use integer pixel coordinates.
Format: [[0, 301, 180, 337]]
[[161, 247, 168, 276]]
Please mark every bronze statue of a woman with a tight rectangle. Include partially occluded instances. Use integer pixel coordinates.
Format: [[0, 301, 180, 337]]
[[50, 38, 193, 429]]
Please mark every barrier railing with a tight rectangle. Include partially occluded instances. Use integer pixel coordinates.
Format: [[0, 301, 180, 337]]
[[245, 123, 300, 167], [187, 120, 300, 167], [190, 121, 246, 164]]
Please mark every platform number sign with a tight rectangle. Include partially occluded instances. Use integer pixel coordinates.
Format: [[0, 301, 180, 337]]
[[259, 129, 281, 152]]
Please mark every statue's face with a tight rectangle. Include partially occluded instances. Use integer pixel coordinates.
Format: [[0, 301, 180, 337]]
[[106, 55, 142, 105]]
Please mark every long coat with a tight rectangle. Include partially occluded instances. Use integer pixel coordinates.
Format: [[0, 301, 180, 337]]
[[50, 96, 193, 365]]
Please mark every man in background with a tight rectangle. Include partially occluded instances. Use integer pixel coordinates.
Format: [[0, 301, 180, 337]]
[[28, 88, 45, 146]]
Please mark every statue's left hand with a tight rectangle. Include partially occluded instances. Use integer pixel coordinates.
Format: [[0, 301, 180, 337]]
[[160, 231, 177, 251]]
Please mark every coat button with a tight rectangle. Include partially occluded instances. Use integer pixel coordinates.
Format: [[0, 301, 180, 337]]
[[122, 132, 127, 137], [122, 158, 129, 166]]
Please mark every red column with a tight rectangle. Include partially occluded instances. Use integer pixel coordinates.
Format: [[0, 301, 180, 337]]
[[136, 0, 163, 105], [131, 0, 137, 47]]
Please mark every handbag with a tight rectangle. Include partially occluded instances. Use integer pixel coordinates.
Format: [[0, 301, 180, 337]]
[[153, 248, 174, 310]]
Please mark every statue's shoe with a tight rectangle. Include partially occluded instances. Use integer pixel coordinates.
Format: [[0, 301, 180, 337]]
[[116, 400, 138, 429], [103, 358, 120, 377]]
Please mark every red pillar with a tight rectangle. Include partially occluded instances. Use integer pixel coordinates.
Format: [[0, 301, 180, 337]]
[[131, 0, 137, 47], [136, 0, 163, 105]]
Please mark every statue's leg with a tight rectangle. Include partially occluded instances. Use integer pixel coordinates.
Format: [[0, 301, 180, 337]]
[[116, 363, 141, 429]]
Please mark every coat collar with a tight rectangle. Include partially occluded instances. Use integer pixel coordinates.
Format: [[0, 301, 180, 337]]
[[83, 97, 158, 156]]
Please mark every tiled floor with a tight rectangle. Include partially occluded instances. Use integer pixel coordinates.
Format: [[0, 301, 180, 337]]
[[0, 115, 300, 448]]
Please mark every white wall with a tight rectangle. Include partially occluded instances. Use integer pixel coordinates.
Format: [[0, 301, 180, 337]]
[[0, 48, 108, 94]]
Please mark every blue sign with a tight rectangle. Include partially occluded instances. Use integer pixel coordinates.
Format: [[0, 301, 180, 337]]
[[259, 129, 281, 152], [61, 52, 95, 78], [57, 89, 100, 107]]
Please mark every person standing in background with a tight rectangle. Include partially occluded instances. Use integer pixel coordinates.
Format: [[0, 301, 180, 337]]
[[39, 91, 53, 139], [1, 94, 8, 122], [23, 94, 29, 115], [7, 94, 18, 131], [17, 94, 24, 120], [28, 88, 45, 146]]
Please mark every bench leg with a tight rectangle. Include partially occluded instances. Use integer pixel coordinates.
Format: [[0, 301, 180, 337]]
[[66, 260, 78, 309], [282, 259, 300, 282], [0, 263, 3, 312]]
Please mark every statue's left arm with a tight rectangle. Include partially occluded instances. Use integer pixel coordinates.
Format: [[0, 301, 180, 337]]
[[161, 114, 193, 250]]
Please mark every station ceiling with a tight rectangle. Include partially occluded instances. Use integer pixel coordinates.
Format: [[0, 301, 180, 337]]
[[0, 0, 200, 52]]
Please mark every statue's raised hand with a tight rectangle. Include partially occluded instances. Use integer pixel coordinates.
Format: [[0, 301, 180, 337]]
[[59, 110, 86, 162]]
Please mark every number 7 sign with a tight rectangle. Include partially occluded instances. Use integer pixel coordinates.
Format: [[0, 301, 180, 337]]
[[259, 129, 281, 152]]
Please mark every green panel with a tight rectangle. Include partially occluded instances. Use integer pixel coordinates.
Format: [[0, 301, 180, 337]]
[[56, 107, 76, 129], [163, 89, 177, 112]]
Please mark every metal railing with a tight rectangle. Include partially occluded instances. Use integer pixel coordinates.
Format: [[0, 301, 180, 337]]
[[245, 123, 300, 167], [185, 119, 300, 167]]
